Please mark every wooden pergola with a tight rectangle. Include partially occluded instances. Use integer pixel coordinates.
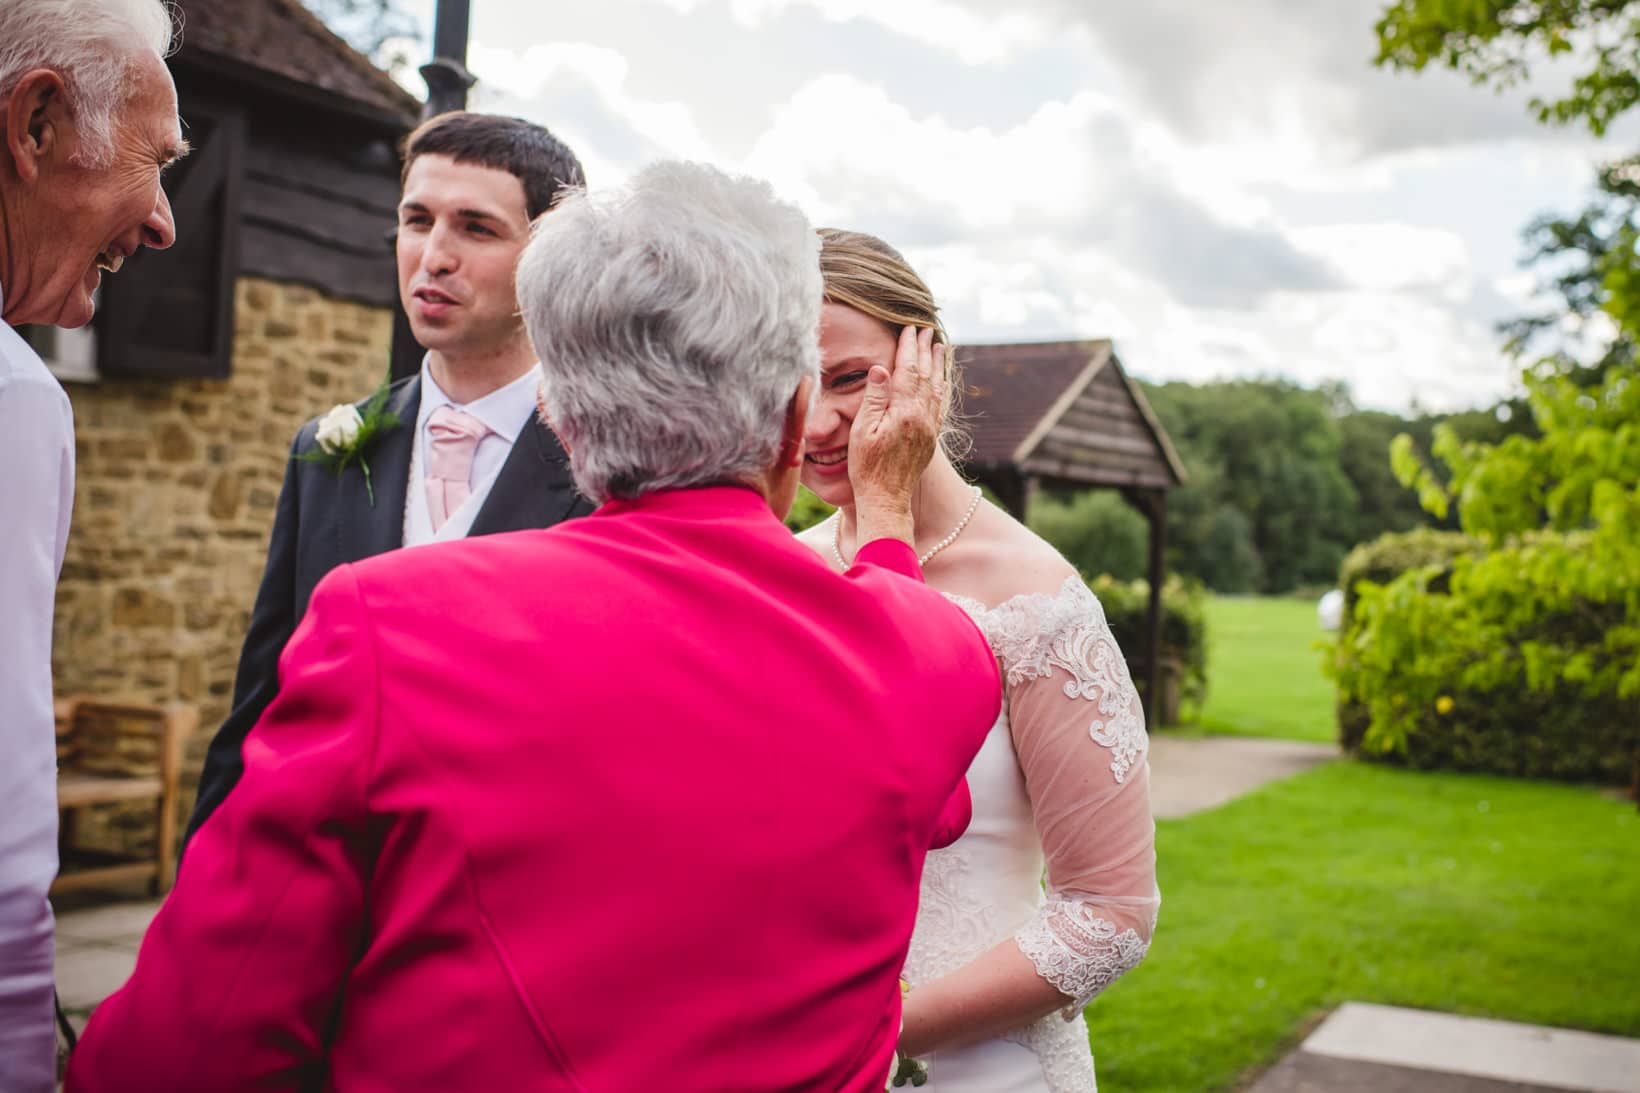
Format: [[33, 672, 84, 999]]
[[958, 340, 1188, 728]]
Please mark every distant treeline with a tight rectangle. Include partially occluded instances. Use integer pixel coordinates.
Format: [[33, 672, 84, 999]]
[[1028, 378, 1534, 595]]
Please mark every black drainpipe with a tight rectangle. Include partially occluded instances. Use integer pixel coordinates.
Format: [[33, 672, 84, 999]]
[[420, 0, 475, 119]]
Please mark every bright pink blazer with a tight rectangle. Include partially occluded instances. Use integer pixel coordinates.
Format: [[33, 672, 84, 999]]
[[68, 486, 1000, 1093]]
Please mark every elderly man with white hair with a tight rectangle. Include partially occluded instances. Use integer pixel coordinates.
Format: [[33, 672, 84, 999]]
[[0, 0, 184, 1086]]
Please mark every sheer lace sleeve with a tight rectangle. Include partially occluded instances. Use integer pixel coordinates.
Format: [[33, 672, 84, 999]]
[[980, 576, 1159, 1014]]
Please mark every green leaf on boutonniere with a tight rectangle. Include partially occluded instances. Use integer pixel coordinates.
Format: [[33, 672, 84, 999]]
[[296, 371, 401, 505]]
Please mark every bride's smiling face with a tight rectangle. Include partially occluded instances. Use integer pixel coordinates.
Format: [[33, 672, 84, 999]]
[[803, 301, 898, 507]]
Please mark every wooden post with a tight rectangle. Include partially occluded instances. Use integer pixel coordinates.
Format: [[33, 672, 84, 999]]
[[1144, 489, 1166, 731], [986, 468, 1030, 523]]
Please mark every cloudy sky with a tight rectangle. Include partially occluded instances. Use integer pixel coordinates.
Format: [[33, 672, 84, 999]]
[[388, 0, 1632, 412]]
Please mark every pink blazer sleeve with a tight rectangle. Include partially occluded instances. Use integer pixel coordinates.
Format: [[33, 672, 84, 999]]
[[852, 537, 922, 581], [851, 536, 991, 850], [67, 567, 381, 1092], [928, 779, 972, 850]]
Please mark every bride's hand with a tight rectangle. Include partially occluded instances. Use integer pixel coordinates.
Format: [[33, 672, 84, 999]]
[[849, 325, 946, 551]]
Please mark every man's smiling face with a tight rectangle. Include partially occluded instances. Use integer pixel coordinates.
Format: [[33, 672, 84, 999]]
[[13, 49, 185, 328]]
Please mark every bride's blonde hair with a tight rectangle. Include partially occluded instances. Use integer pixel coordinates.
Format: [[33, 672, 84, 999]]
[[817, 228, 969, 461]]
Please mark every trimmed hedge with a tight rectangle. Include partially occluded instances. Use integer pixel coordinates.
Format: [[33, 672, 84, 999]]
[[1337, 527, 1479, 619], [1335, 529, 1476, 755], [1090, 574, 1209, 722], [1331, 529, 1637, 783]]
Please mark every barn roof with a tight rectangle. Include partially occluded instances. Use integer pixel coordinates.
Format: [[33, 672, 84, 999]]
[[174, 0, 420, 127]]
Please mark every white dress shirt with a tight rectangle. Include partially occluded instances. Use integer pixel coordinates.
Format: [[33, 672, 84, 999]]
[[402, 358, 540, 547], [0, 279, 74, 1093]]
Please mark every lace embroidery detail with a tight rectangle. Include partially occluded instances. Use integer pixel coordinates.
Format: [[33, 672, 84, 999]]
[[1000, 1011, 1099, 1092], [947, 576, 1148, 783], [922, 578, 1153, 1092], [904, 843, 1001, 985], [1014, 898, 1150, 1011], [907, 841, 1100, 1093]]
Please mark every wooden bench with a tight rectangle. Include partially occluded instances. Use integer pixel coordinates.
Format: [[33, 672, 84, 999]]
[[53, 697, 197, 897]]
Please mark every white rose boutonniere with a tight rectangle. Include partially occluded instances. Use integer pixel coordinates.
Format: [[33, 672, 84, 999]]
[[315, 404, 364, 453], [297, 372, 401, 504]]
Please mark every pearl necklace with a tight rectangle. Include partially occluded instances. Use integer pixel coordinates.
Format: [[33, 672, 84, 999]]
[[830, 485, 983, 570]]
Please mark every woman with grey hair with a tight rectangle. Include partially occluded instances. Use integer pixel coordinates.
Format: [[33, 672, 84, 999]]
[[67, 161, 996, 1092], [519, 160, 848, 510]]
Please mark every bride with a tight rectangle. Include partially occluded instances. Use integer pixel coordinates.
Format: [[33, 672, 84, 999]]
[[799, 229, 1160, 1092]]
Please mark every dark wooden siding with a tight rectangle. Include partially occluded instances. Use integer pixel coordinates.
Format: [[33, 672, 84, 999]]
[[1022, 364, 1174, 488], [98, 94, 245, 378], [238, 115, 403, 309], [177, 62, 405, 310]]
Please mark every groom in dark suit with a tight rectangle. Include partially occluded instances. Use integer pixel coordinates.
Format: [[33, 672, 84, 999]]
[[184, 113, 595, 847]]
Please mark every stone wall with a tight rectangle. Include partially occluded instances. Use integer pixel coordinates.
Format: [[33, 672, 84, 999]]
[[53, 277, 392, 851]]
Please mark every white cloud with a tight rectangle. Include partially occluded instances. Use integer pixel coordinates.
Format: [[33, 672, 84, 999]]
[[1289, 223, 1473, 298], [1493, 271, 1539, 308], [667, 0, 1054, 65], [468, 41, 717, 171], [741, 75, 1113, 232], [925, 241, 1513, 412], [741, 73, 1338, 309], [429, 0, 1603, 412], [918, 0, 1638, 163]]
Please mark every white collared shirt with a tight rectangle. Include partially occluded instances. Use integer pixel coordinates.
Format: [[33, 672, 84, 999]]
[[0, 279, 73, 1093], [402, 356, 540, 547]]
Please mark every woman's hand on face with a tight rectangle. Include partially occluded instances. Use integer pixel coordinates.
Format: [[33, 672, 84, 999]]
[[848, 325, 945, 534]]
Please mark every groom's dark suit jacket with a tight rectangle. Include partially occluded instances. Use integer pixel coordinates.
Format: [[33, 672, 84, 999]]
[[184, 375, 593, 847]]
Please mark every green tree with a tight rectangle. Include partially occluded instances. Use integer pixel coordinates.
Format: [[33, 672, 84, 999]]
[[1191, 506, 1265, 593], [1027, 490, 1149, 582], [1502, 154, 1640, 386], [1339, 0, 1640, 765], [1376, 0, 1640, 135], [1337, 410, 1441, 541], [784, 486, 834, 534], [1143, 379, 1360, 593]]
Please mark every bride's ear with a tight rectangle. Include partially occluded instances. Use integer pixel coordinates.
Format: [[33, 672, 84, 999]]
[[778, 375, 815, 469]]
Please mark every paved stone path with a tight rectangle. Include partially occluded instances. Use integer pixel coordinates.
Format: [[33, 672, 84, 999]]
[[1147, 732, 1338, 819], [54, 898, 156, 1034], [1250, 1003, 1640, 1093]]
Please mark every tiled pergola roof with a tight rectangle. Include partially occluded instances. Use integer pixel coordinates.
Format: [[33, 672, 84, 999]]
[[959, 340, 1186, 489]]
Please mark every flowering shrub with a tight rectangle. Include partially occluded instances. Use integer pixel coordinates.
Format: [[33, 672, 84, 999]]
[[1328, 366, 1640, 783]]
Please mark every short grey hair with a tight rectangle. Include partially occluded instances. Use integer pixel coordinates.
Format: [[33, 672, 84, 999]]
[[519, 161, 822, 505], [0, 0, 177, 169]]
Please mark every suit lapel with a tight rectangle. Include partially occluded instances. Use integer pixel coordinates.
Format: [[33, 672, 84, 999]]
[[338, 376, 421, 561], [469, 417, 584, 535]]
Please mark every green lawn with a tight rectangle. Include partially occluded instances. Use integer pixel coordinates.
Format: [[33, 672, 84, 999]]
[[1195, 597, 1336, 743], [1084, 761, 1640, 1092]]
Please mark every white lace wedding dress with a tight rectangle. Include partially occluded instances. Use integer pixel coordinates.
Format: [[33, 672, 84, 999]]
[[904, 576, 1160, 1092]]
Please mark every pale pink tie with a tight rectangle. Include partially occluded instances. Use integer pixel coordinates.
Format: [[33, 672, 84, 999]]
[[425, 405, 491, 532]]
